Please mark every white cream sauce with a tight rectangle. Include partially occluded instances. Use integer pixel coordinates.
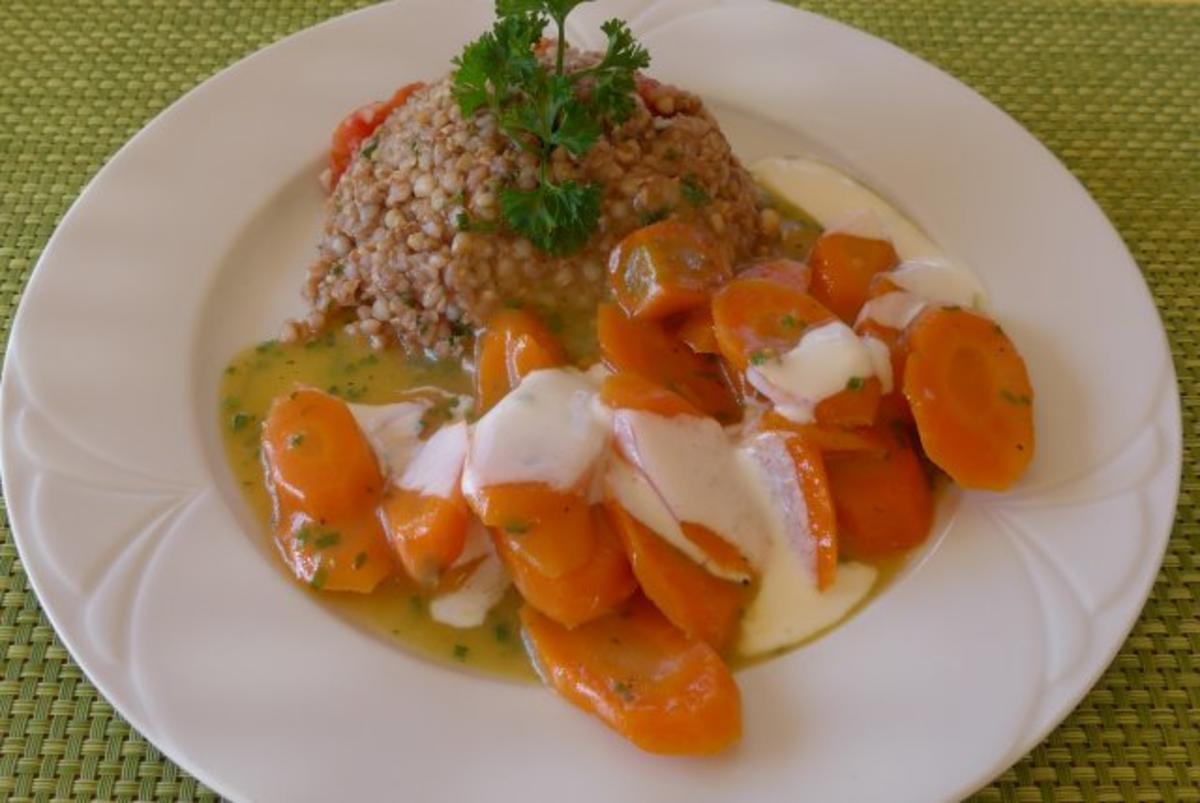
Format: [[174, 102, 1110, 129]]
[[746, 320, 878, 423], [463, 368, 609, 494], [429, 520, 511, 629], [857, 258, 988, 331], [397, 421, 468, 499]]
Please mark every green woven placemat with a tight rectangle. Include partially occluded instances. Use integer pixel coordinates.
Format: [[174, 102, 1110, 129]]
[[1, 1, 1196, 800]]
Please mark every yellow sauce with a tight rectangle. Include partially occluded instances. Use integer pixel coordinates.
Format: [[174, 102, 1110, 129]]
[[219, 327, 535, 681]]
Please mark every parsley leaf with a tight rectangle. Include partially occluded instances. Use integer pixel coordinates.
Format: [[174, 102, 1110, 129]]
[[451, 2, 648, 255]]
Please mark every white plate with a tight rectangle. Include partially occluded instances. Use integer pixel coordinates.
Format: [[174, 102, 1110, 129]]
[[0, 1, 1180, 801]]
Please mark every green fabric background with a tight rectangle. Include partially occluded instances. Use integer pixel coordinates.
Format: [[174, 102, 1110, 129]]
[[0, 1, 1196, 800]]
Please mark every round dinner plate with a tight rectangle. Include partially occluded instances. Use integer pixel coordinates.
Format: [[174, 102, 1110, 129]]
[[0, 1, 1181, 801]]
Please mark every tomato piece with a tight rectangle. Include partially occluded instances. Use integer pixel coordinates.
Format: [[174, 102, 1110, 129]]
[[807, 233, 899, 323], [597, 303, 741, 423], [328, 82, 423, 186], [521, 596, 742, 755], [475, 308, 566, 413], [609, 221, 731, 321]]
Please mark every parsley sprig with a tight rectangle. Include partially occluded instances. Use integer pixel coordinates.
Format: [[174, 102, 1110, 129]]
[[452, 1, 650, 255]]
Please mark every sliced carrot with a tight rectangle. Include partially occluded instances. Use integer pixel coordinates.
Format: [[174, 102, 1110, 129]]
[[738, 258, 811, 292], [679, 522, 756, 581], [274, 504, 395, 593], [781, 434, 839, 590], [607, 505, 745, 652], [469, 483, 594, 579], [609, 220, 731, 320], [903, 307, 1035, 490], [675, 306, 720, 355], [520, 596, 742, 755], [813, 375, 883, 428], [475, 308, 566, 413], [597, 303, 741, 423], [329, 82, 423, 185], [495, 506, 637, 628], [807, 232, 899, 323], [378, 489, 469, 585], [826, 437, 933, 561], [758, 410, 891, 457], [262, 388, 383, 521], [599, 373, 702, 418], [710, 278, 836, 371]]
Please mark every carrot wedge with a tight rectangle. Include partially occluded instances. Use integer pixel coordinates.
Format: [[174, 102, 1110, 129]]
[[495, 506, 636, 628], [598, 303, 740, 423], [475, 308, 566, 413], [807, 232, 898, 323], [902, 307, 1035, 490], [606, 503, 746, 652], [470, 483, 595, 579], [826, 438, 933, 562], [521, 596, 742, 755], [379, 490, 469, 585], [609, 221, 731, 320]]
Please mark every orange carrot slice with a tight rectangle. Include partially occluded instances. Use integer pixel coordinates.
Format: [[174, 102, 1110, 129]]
[[902, 307, 1035, 490], [470, 483, 594, 579], [758, 410, 891, 457], [379, 490, 469, 585], [607, 504, 745, 651], [826, 437, 933, 561], [739, 258, 811, 291], [262, 388, 383, 521], [813, 375, 883, 428], [475, 308, 566, 413], [807, 232, 899, 323], [710, 278, 836, 371], [781, 434, 839, 590], [675, 306, 720, 355], [520, 596, 742, 755], [495, 506, 637, 628], [679, 522, 756, 582], [609, 221, 731, 320], [599, 373, 703, 418], [275, 506, 395, 593], [597, 303, 740, 423]]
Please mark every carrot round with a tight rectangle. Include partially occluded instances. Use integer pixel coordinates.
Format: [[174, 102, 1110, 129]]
[[520, 596, 742, 755], [710, 278, 836, 371], [675, 306, 720, 355], [274, 506, 396, 593], [902, 307, 1035, 490], [495, 506, 636, 628], [609, 221, 731, 320], [607, 503, 746, 651], [599, 373, 703, 418], [813, 375, 883, 428], [826, 437, 933, 561], [469, 483, 594, 579], [379, 489, 469, 585], [262, 388, 383, 521], [475, 308, 566, 413], [758, 411, 891, 457], [807, 232, 899, 323], [738, 258, 811, 292], [597, 303, 740, 423]]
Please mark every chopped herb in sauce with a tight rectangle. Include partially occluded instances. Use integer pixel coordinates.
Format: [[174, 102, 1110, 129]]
[[309, 566, 328, 591], [611, 680, 635, 702], [681, 173, 711, 207], [846, 376, 865, 392], [779, 314, 800, 329], [314, 531, 342, 550], [231, 411, 254, 431], [352, 551, 368, 570], [504, 519, 531, 534], [361, 138, 379, 159], [999, 389, 1032, 405], [749, 350, 771, 366], [494, 623, 511, 643], [453, 643, 470, 662], [287, 432, 305, 449]]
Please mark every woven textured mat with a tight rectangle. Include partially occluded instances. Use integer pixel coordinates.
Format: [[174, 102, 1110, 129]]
[[1, 1, 1196, 801]]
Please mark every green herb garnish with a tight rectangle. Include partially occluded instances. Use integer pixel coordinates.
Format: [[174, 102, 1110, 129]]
[[494, 623, 512, 643], [611, 680, 635, 702], [779, 314, 800, 329], [314, 531, 341, 550], [453, 644, 470, 662], [680, 173, 710, 207], [230, 412, 254, 431], [452, 1, 650, 255], [846, 376, 865, 391], [1000, 389, 1032, 405], [504, 519, 531, 534], [309, 566, 328, 591], [749, 350, 771, 366], [352, 551, 368, 570], [287, 432, 305, 449]]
